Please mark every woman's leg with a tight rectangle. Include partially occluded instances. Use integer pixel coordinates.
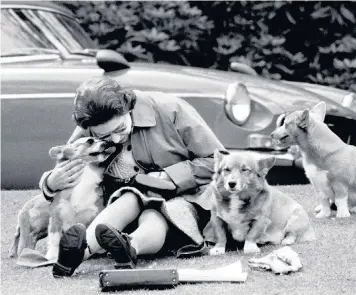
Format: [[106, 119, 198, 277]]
[[83, 192, 141, 260], [129, 209, 169, 255]]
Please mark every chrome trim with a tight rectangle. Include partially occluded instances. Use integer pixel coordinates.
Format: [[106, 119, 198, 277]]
[[0, 92, 224, 100], [227, 149, 295, 167], [1, 68, 103, 74], [1, 4, 74, 18], [342, 93, 356, 108], [169, 93, 224, 99], [0, 55, 60, 64], [0, 93, 75, 100]]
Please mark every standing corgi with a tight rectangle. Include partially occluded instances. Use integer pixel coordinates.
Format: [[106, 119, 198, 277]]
[[271, 102, 356, 218]]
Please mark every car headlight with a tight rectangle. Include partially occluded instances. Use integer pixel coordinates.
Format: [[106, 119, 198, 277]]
[[342, 92, 356, 108], [224, 82, 251, 125]]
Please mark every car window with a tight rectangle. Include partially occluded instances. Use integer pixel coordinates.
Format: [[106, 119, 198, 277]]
[[34, 10, 85, 52], [1, 9, 56, 55], [1, 8, 97, 57], [35, 10, 96, 53], [55, 14, 96, 50]]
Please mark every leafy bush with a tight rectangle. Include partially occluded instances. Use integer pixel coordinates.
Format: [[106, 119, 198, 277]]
[[61, 1, 356, 92]]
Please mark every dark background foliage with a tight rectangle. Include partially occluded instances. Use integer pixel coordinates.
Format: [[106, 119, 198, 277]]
[[61, 1, 356, 91]]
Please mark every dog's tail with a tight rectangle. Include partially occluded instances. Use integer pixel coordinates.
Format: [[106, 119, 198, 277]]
[[8, 210, 34, 258], [8, 223, 20, 258]]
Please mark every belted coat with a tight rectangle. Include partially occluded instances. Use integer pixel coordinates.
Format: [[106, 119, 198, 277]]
[[40, 90, 224, 256]]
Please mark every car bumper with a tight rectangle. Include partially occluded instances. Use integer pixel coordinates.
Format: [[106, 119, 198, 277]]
[[227, 149, 301, 167]]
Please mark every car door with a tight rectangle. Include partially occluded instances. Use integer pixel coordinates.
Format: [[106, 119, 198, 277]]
[[1, 6, 101, 189]]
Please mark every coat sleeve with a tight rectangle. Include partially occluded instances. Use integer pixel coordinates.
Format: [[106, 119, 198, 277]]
[[163, 99, 225, 194], [39, 126, 89, 201]]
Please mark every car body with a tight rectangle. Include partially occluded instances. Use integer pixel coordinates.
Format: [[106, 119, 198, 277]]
[[283, 80, 356, 113], [2, 1, 356, 189]]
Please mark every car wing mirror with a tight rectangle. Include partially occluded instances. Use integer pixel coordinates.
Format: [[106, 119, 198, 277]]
[[96, 49, 130, 72]]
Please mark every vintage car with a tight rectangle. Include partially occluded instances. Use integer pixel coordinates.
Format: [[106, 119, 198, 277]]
[[2, 1, 356, 189]]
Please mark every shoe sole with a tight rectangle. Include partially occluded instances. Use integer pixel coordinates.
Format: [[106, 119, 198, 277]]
[[95, 224, 135, 269], [53, 224, 87, 278]]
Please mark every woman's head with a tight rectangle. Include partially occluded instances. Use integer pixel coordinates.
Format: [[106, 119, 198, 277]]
[[73, 76, 136, 129], [73, 76, 136, 143]]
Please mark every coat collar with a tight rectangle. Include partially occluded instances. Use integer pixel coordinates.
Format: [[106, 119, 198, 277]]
[[131, 90, 156, 127]]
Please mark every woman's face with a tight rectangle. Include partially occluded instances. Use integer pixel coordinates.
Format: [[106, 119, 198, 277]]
[[89, 113, 132, 144]]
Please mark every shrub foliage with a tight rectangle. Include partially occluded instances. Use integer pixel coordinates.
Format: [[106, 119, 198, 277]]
[[62, 1, 356, 91]]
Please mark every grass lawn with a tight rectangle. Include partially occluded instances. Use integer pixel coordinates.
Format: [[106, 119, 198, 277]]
[[1, 185, 356, 295]]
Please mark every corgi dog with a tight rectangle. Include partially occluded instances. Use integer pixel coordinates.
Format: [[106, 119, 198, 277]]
[[8, 194, 50, 258], [9, 137, 116, 260], [209, 150, 315, 255], [271, 102, 356, 218]]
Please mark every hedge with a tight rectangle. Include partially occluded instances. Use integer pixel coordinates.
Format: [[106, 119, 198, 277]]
[[61, 1, 356, 92]]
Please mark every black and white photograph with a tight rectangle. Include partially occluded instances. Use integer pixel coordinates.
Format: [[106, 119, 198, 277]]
[[1, 0, 355, 294]]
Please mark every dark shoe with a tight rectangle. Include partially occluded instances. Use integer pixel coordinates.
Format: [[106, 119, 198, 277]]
[[95, 223, 137, 269], [52, 224, 87, 278]]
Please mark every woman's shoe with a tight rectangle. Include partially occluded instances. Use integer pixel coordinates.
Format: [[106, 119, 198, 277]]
[[95, 223, 137, 269], [52, 224, 87, 278]]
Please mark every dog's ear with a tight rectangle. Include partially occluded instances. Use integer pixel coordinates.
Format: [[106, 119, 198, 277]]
[[49, 146, 74, 160], [258, 157, 276, 176], [310, 102, 326, 122], [49, 145, 65, 159], [214, 149, 230, 171], [297, 109, 309, 129], [62, 147, 75, 159]]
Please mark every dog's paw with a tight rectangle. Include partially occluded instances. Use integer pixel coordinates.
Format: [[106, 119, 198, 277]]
[[315, 203, 337, 213], [315, 210, 331, 219], [336, 209, 350, 218], [209, 246, 226, 256], [244, 241, 260, 254]]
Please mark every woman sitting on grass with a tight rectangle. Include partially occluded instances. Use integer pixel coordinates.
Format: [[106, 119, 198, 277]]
[[40, 76, 224, 278]]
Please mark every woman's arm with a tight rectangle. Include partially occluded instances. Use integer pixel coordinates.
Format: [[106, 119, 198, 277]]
[[162, 99, 225, 194], [39, 127, 88, 200]]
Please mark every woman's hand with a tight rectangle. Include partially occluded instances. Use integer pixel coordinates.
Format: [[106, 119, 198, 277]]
[[147, 171, 172, 181], [47, 159, 86, 191]]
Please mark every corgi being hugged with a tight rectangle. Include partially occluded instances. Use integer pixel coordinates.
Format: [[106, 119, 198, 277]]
[[9, 137, 116, 260], [271, 102, 356, 218], [209, 151, 315, 255]]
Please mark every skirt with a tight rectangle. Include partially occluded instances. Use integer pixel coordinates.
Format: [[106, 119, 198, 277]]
[[106, 186, 211, 258]]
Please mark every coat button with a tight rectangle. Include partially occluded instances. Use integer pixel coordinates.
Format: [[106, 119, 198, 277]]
[[134, 166, 139, 172], [127, 145, 132, 151]]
